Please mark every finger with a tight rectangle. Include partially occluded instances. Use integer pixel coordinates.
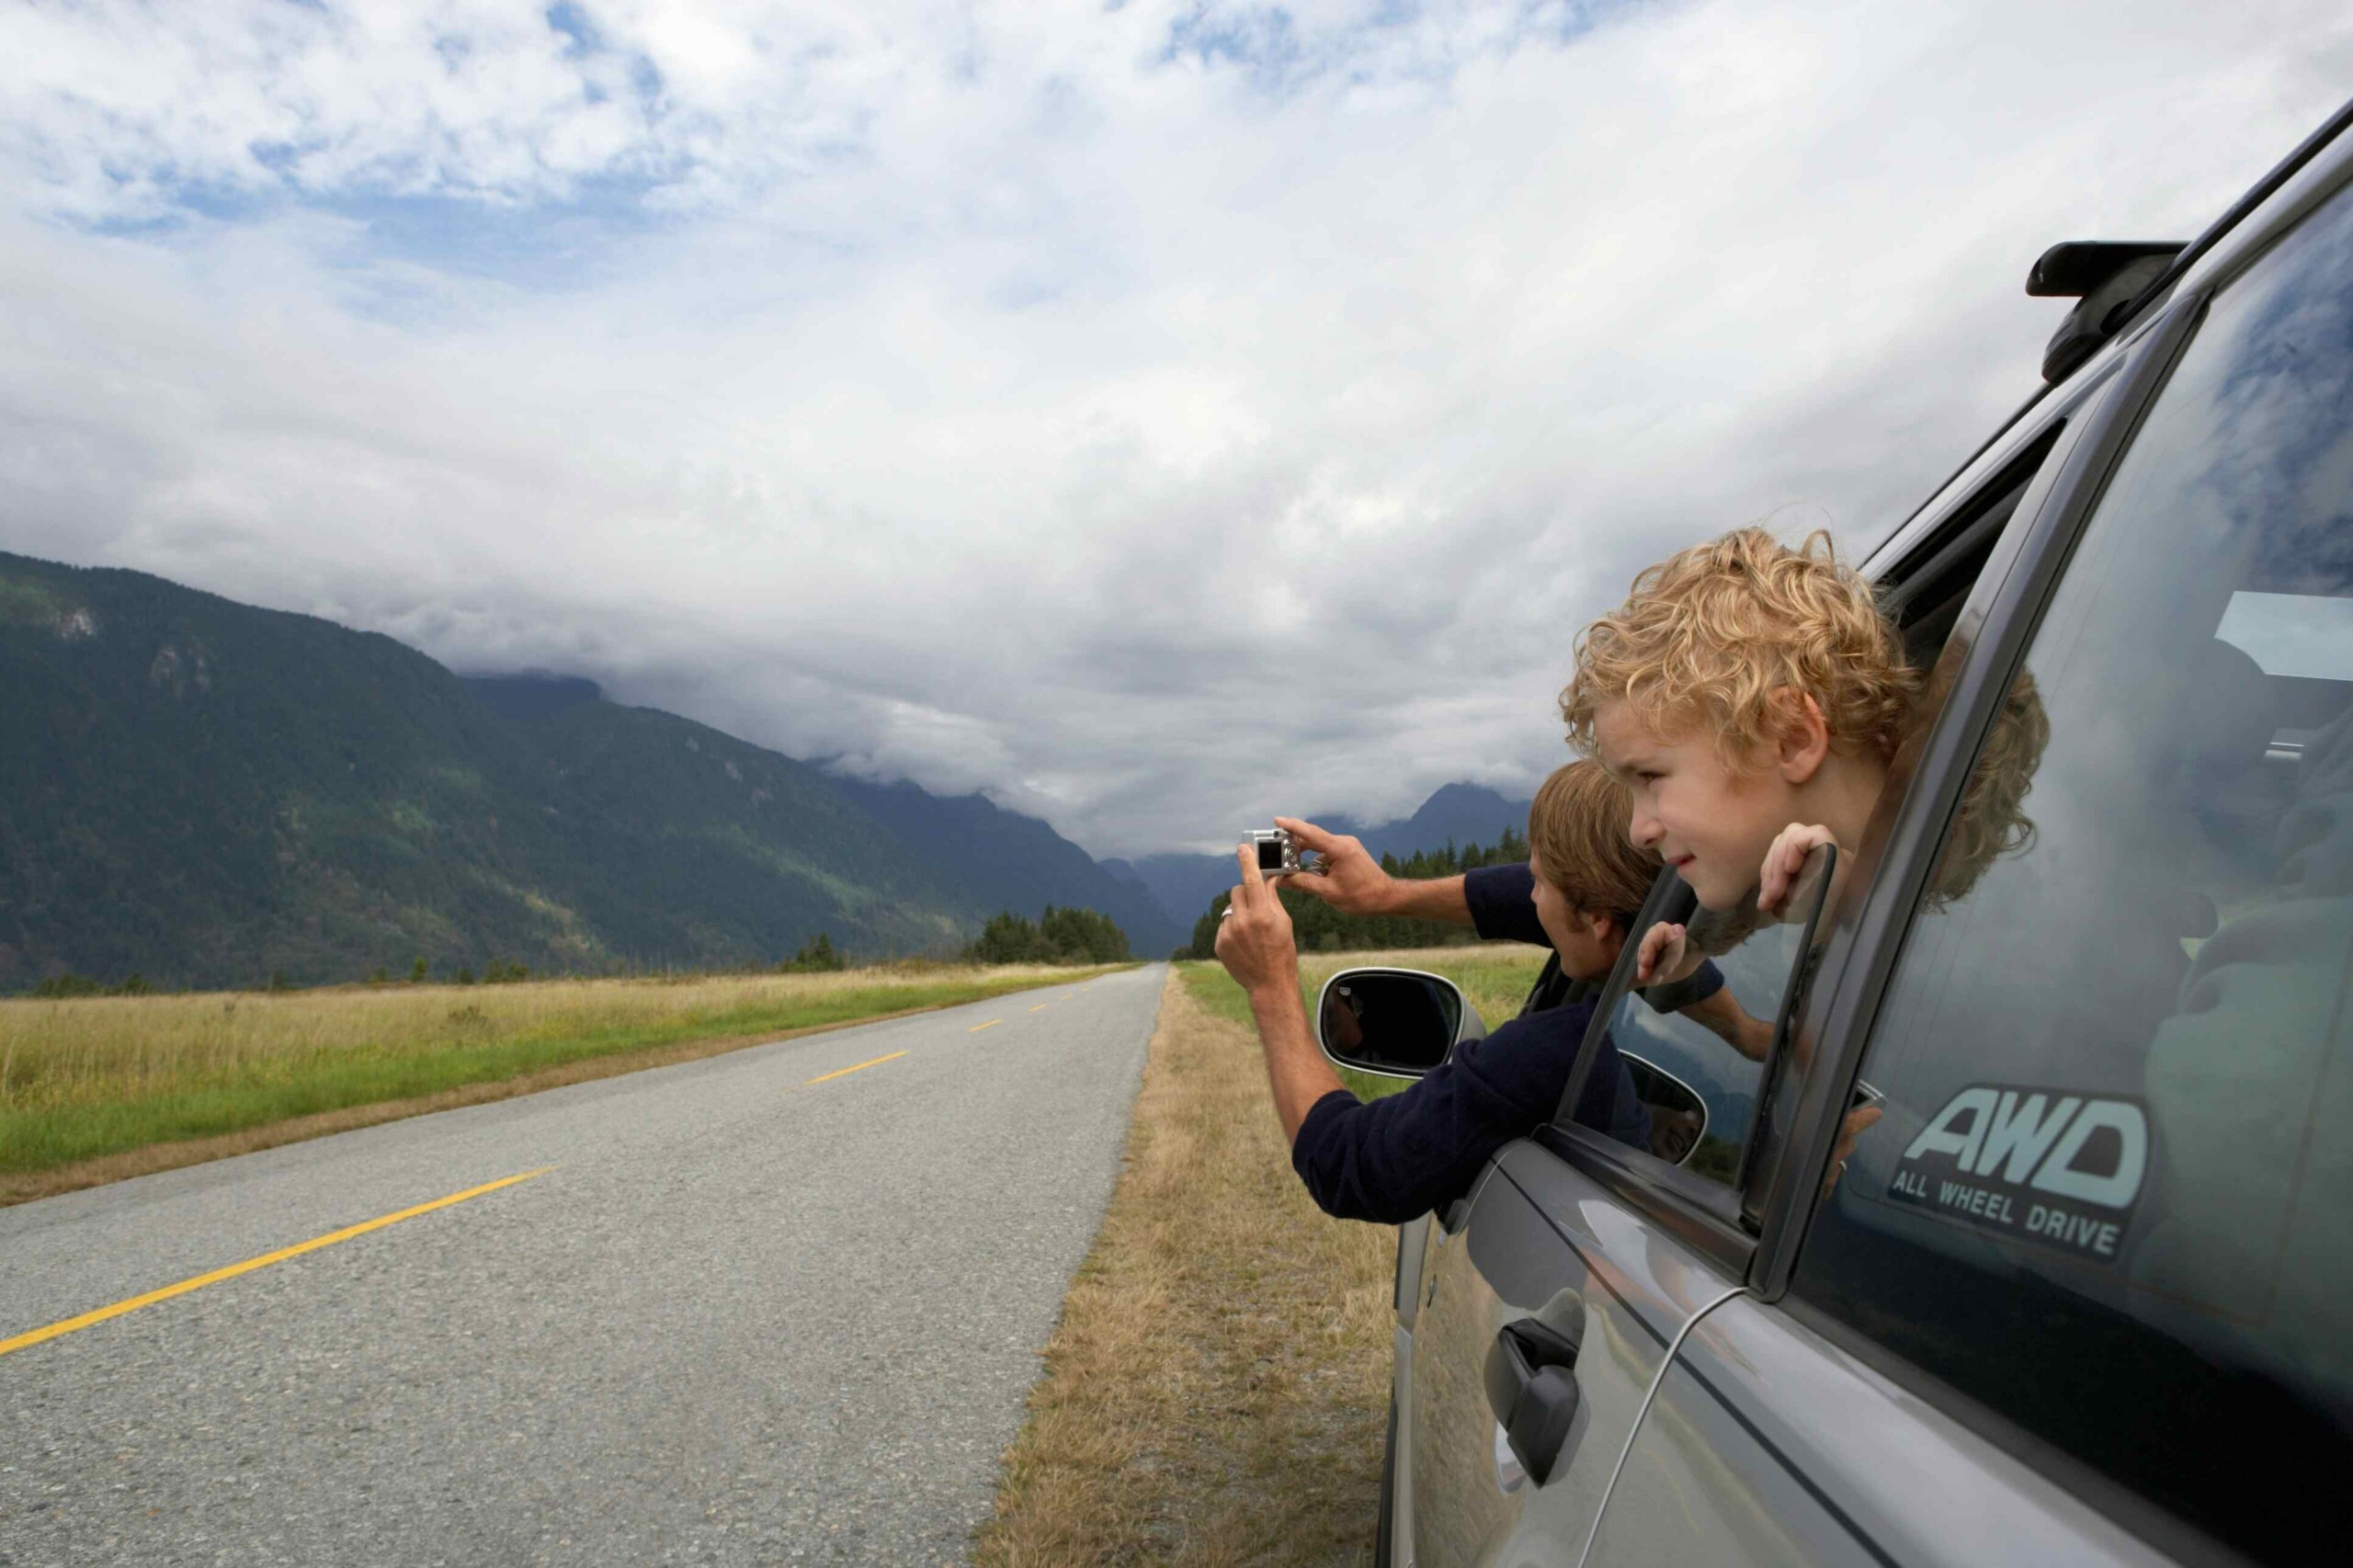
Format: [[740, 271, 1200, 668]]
[[1637, 922, 1677, 980], [1233, 844, 1267, 908], [1273, 816, 1336, 852], [1284, 871, 1338, 904], [1786, 829, 1816, 881]]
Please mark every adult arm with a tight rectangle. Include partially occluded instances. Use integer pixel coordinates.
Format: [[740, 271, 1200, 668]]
[[1290, 1003, 1627, 1222], [1271, 817, 1480, 928], [1213, 841, 1348, 1141], [1677, 983, 1773, 1062]]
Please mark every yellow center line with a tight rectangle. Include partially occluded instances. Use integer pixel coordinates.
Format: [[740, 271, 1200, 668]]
[[1029, 1003, 1049, 1011], [969, 1018, 1005, 1033], [0, 1167, 552, 1361], [802, 1050, 907, 1085]]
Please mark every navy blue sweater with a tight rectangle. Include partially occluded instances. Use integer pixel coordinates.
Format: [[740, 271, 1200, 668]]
[[1292, 999, 1650, 1222], [1288, 861, 1679, 1224], [1462, 859, 1558, 948]]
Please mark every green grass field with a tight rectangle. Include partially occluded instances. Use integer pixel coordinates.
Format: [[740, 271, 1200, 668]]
[[0, 964, 1130, 1177]]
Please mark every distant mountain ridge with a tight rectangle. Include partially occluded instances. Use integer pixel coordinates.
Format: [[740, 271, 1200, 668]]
[[1125, 781, 1536, 931], [0, 551, 1178, 989]]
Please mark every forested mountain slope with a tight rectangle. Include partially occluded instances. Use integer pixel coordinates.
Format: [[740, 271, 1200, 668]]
[[0, 552, 1176, 988]]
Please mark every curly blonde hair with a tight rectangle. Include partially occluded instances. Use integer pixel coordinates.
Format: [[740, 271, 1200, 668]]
[[1560, 528, 1917, 767], [1928, 667, 2050, 906], [1529, 761, 1657, 926]]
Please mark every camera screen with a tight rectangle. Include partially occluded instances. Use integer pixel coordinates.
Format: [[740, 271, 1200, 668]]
[[1256, 837, 1286, 871]]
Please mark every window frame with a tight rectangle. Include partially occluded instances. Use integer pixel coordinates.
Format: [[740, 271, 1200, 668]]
[[1534, 385, 2109, 1288], [1537, 870, 1758, 1276], [1759, 158, 2353, 1568], [1747, 293, 2208, 1303], [1738, 287, 2325, 1568]]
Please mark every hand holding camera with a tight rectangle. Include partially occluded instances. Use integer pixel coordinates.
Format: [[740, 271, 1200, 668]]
[[1263, 818, 1401, 915], [1215, 838, 1301, 994], [1246, 826, 1319, 878]]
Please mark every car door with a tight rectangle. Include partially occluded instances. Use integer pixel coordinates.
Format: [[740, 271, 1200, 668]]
[[1401, 1123, 1724, 1567], [1589, 148, 2353, 1568], [1401, 862, 1839, 1566]]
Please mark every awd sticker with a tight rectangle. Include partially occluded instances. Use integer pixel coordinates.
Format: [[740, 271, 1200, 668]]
[[1885, 1084, 2148, 1262]]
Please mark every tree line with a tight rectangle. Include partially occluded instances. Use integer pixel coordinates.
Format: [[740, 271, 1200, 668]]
[[962, 905, 1132, 965], [1182, 830, 1529, 960], [17, 907, 1131, 999]]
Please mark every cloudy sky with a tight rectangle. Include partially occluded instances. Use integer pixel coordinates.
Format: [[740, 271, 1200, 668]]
[[3, 1, 2347, 857]]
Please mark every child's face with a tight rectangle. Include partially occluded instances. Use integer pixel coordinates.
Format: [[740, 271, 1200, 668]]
[[1529, 846, 1623, 982], [1593, 699, 1796, 913]]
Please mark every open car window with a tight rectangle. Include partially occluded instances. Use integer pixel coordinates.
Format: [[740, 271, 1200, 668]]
[[1554, 849, 1836, 1203]]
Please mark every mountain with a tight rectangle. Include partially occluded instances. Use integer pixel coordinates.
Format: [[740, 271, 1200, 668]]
[[1358, 783, 1532, 861], [1129, 852, 1257, 937], [0, 551, 1174, 989], [464, 673, 604, 721], [822, 777, 1182, 958], [1125, 784, 1535, 931]]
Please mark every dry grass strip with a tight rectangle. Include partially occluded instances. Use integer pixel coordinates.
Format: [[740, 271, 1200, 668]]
[[974, 966, 1396, 1567], [0, 994, 1029, 1208]]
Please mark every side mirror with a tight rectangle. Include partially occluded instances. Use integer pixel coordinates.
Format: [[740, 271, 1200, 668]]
[[1314, 968, 1485, 1081], [1620, 1052, 1711, 1168]]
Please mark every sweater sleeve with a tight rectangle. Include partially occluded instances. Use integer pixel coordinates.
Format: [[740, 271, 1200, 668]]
[[1290, 1003, 1617, 1223], [1463, 862, 1550, 946], [1640, 959, 1724, 1012]]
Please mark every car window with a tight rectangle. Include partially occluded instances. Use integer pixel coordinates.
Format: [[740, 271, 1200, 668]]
[[1567, 863, 1831, 1189], [1793, 178, 2353, 1566]]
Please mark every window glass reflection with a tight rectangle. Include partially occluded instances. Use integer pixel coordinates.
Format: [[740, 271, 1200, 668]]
[[1798, 180, 2353, 1564]]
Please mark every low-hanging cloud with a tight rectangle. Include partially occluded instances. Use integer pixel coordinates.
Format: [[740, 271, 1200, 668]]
[[3, 0, 2348, 855]]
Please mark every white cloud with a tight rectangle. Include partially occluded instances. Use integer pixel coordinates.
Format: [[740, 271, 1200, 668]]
[[3, 0, 2349, 854]]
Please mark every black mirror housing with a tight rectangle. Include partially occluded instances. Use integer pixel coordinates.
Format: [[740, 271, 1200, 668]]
[[1314, 968, 1483, 1081]]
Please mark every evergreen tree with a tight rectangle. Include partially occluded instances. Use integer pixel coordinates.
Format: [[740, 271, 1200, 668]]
[[963, 906, 1130, 965], [784, 932, 845, 972]]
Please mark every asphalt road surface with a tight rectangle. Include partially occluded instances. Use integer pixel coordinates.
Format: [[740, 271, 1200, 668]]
[[0, 964, 1166, 1566]]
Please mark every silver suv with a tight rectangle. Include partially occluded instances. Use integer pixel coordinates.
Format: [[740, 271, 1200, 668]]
[[1324, 97, 2353, 1567]]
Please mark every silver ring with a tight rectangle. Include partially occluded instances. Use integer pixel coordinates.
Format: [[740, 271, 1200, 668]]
[[1220, 907, 1234, 919]]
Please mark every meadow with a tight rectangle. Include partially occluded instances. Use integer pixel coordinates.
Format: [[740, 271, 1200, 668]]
[[0, 963, 1125, 1194]]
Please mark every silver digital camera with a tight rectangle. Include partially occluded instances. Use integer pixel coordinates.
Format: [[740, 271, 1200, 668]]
[[1248, 827, 1315, 876]]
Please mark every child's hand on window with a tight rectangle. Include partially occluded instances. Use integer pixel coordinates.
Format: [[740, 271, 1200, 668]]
[[1824, 1103, 1884, 1195], [1635, 920, 1703, 985], [1759, 823, 1839, 917]]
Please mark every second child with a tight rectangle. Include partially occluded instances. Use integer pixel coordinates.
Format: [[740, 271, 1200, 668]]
[[1218, 759, 1722, 1222]]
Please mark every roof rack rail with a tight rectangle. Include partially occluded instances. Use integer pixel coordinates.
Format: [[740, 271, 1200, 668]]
[[1875, 94, 2353, 555], [2030, 92, 2353, 384], [2028, 241, 2188, 382], [2105, 94, 2353, 335]]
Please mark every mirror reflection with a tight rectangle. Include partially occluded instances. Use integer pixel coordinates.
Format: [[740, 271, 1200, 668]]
[[1601, 841, 1838, 1184], [1316, 970, 1463, 1079]]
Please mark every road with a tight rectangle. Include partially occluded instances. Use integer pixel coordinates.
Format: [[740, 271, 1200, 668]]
[[0, 963, 1166, 1566]]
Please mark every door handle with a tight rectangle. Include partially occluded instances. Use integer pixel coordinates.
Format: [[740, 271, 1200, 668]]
[[1483, 1317, 1583, 1487]]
